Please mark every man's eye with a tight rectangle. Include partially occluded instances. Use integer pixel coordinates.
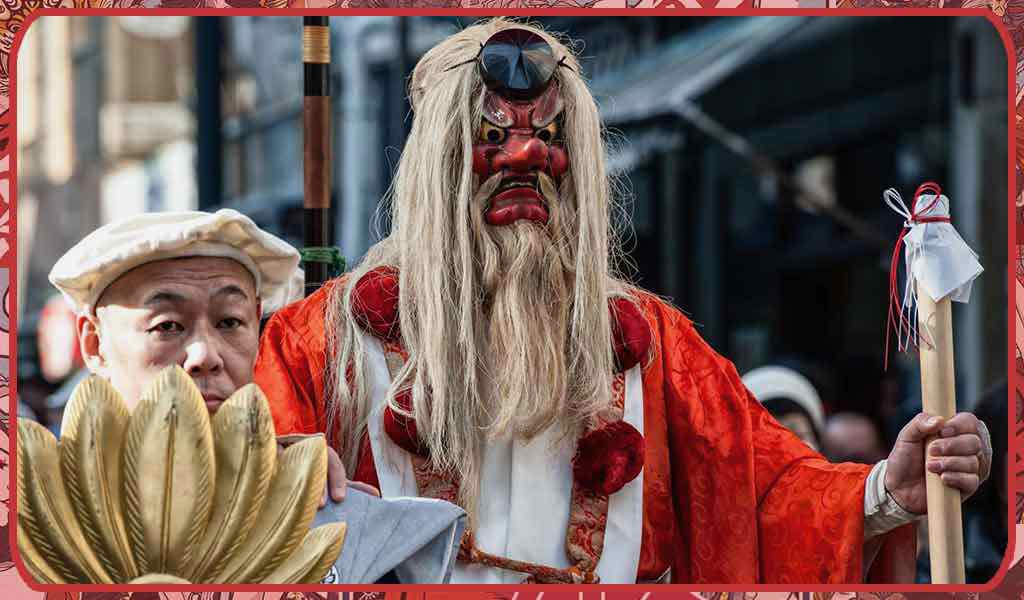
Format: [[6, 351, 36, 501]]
[[479, 121, 507, 144], [218, 318, 243, 330], [149, 322, 184, 334]]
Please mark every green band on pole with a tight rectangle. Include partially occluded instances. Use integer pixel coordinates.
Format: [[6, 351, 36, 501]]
[[300, 246, 346, 277]]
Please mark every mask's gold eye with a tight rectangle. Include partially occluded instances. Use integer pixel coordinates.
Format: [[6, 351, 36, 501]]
[[480, 121, 507, 144], [535, 121, 558, 143]]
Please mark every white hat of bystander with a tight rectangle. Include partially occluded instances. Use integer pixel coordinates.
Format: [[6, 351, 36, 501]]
[[742, 365, 826, 433], [49, 209, 303, 316]]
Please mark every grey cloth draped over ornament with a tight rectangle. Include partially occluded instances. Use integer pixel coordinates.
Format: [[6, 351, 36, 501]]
[[312, 488, 467, 583]]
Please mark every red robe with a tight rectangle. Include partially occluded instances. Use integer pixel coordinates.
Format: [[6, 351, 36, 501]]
[[254, 278, 916, 584]]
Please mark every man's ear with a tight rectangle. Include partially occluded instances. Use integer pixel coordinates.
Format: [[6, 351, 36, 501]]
[[76, 313, 107, 375]]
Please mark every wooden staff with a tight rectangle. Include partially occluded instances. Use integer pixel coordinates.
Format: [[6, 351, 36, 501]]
[[916, 292, 966, 583], [303, 16, 332, 296], [886, 182, 979, 583]]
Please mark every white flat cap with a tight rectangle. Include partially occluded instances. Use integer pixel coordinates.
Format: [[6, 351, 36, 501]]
[[741, 365, 825, 433], [49, 209, 304, 316]]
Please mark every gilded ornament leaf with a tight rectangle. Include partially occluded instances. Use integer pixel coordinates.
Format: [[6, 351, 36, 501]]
[[261, 522, 347, 584], [16, 520, 66, 583], [122, 366, 215, 575], [16, 420, 112, 583], [215, 436, 327, 583], [187, 383, 277, 580], [59, 376, 138, 580]]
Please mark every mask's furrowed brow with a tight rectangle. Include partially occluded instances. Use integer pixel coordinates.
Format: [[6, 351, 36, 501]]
[[482, 91, 515, 128], [531, 80, 564, 129]]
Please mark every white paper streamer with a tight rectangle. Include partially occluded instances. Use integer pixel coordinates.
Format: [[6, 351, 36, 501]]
[[883, 187, 983, 354]]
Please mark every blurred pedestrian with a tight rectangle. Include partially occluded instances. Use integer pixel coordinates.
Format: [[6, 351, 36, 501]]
[[742, 365, 825, 452], [825, 412, 887, 464]]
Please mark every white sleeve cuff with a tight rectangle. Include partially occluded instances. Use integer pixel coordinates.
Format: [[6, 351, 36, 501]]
[[863, 459, 921, 539]]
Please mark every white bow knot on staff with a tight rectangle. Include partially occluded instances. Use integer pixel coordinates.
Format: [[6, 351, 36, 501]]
[[883, 183, 983, 369], [883, 181, 983, 584]]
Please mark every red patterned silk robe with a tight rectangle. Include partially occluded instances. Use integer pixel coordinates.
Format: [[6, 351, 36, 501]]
[[254, 278, 915, 584]]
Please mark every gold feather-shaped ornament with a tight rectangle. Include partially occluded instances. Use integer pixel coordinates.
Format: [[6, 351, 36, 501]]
[[17, 520, 67, 583], [17, 420, 112, 583], [59, 376, 138, 580], [214, 435, 328, 583], [262, 522, 348, 584], [16, 365, 346, 584], [187, 383, 277, 581], [122, 366, 215, 575]]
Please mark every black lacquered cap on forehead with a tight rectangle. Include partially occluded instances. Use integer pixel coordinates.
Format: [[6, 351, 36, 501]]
[[478, 28, 557, 100]]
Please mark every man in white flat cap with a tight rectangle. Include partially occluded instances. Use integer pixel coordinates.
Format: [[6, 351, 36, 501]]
[[50, 209, 367, 500], [50, 209, 304, 415], [47, 209, 465, 583]]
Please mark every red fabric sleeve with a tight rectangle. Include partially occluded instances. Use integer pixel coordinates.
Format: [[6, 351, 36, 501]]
[[254, 277, 386, 491], [254, 278, 343, 436], [642, 296, 916, 583]]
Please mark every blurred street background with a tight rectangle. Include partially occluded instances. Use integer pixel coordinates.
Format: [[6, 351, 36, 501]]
[[15, 16, 1010, 582]]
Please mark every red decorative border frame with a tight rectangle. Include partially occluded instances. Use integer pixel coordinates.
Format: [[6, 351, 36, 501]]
[[0, 6, 1018, 600]]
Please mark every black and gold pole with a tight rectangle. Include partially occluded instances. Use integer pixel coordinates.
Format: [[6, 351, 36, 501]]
[[302, 16, 341, 296]]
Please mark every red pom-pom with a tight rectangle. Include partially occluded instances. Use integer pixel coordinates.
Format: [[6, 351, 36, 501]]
[[572, 420, 644, 495], [352, 266, 401, 341], [609, 298, 651, 372], [383, 389, 429, 457]]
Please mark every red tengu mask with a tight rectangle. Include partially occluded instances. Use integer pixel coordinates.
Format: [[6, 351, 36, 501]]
[[468, 28, 571, 227]]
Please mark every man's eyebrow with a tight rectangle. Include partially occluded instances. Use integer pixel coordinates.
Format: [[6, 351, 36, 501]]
[[142, 290, 188, 307], [212, 285, 251, 302]]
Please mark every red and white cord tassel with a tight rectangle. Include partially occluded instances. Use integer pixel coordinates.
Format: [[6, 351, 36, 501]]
[[883, 182, 949, 370]]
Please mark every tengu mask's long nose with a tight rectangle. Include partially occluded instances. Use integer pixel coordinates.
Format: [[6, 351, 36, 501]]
[[493, 136, 549, 174]]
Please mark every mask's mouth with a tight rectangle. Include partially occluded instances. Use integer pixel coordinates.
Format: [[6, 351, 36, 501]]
[[485, 175, 548, 226]]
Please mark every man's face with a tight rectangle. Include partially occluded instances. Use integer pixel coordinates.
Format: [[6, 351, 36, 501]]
[[79, 257, 261, 414], [471, 82, 569, 227]]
